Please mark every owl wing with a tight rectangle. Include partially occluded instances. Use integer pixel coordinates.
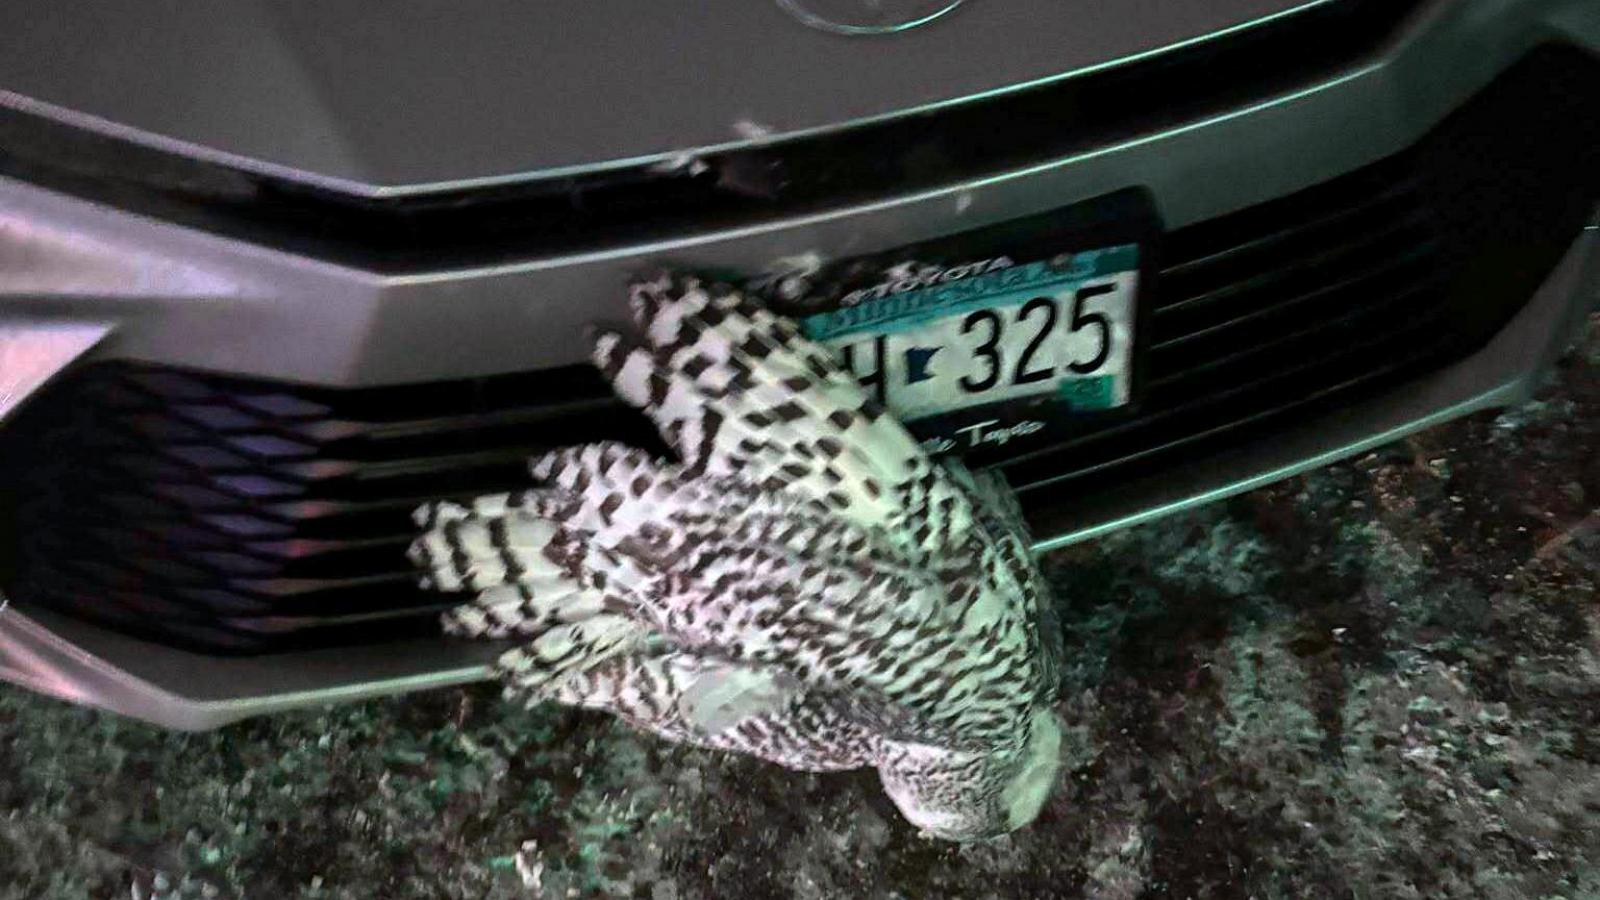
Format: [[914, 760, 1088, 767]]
[[596, 273, 976, 560], [946, 464, 1063, 702], [545, 650, 883, 772], [414, 439, 1030, 749], [602, 275, 1021, 648], [409, 441, 937, 738], [411, 275, 1050, 747]]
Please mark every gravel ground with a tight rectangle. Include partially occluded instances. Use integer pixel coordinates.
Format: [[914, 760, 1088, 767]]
[[2, 315, 1596, 900]]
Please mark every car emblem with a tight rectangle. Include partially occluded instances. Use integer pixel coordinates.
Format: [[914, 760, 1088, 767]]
[[777, 0, 965, 35]]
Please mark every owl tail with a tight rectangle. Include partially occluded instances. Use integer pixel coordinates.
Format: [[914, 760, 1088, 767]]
[[409, 491, 609, 639], [408, 485, 664, 699], [408, 468, 801, 723]]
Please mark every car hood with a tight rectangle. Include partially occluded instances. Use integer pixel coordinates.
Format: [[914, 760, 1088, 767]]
[[2, 0, 1319, 194]]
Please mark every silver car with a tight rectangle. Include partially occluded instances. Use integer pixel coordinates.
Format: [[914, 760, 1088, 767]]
[[1, 0, 1596, 729]]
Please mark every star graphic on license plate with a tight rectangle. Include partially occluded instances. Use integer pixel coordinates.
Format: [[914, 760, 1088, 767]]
[[904, 345, 941, 385]]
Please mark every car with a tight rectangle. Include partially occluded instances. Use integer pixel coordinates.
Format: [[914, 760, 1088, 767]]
[[1, 0, 1596, 730]]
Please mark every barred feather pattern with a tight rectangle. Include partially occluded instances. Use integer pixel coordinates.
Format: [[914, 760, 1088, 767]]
[[410, 273, 1066, 840]]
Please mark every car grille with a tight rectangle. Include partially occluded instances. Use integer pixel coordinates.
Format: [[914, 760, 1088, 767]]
[[2, 45, 1597, 654]]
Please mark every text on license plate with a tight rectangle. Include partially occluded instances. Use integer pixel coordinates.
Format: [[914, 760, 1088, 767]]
[[800, 245, 1140, 425]]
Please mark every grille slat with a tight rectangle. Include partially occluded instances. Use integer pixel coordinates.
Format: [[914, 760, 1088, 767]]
[[1004, 313, 1456, 490], [1147, 276, 1447, 391], [1158, 178, 1421, 281], [1149, 242, 1444, 358], [1151, 211, 1438, 334], [1013, 334, 1455, 490]]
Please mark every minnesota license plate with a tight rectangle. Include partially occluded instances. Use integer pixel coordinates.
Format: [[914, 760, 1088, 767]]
[[756, 188, 1159, 460], [798, 245, 1141, 453]]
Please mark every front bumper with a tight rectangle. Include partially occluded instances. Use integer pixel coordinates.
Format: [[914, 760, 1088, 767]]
[[2, 225, 1594, 731], [1, 0, 1597, 728]]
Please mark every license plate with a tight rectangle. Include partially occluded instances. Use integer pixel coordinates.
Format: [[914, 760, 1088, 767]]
[[798, 245, 1141, 452]]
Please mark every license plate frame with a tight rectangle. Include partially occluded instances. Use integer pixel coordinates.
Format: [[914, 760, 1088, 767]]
[[762, 188, 1163, 464]]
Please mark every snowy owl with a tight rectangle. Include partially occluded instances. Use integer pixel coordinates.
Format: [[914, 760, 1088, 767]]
[[409, 273, 1066, 840]]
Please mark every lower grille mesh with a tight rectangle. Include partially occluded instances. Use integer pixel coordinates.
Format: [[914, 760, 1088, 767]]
[[999, 158, 1456, 493], [2, 46, 1596, 654], [1, 366, 657, 651]]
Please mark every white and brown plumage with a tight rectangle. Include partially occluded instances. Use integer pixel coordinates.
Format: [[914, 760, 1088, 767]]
[[410, 273, 1066, 840]]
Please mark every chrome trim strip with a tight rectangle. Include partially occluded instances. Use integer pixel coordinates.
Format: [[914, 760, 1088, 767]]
[[775, 0, 968, 37]]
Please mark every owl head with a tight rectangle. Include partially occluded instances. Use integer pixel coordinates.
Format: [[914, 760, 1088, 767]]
[[877, 706, 1064, 841]]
